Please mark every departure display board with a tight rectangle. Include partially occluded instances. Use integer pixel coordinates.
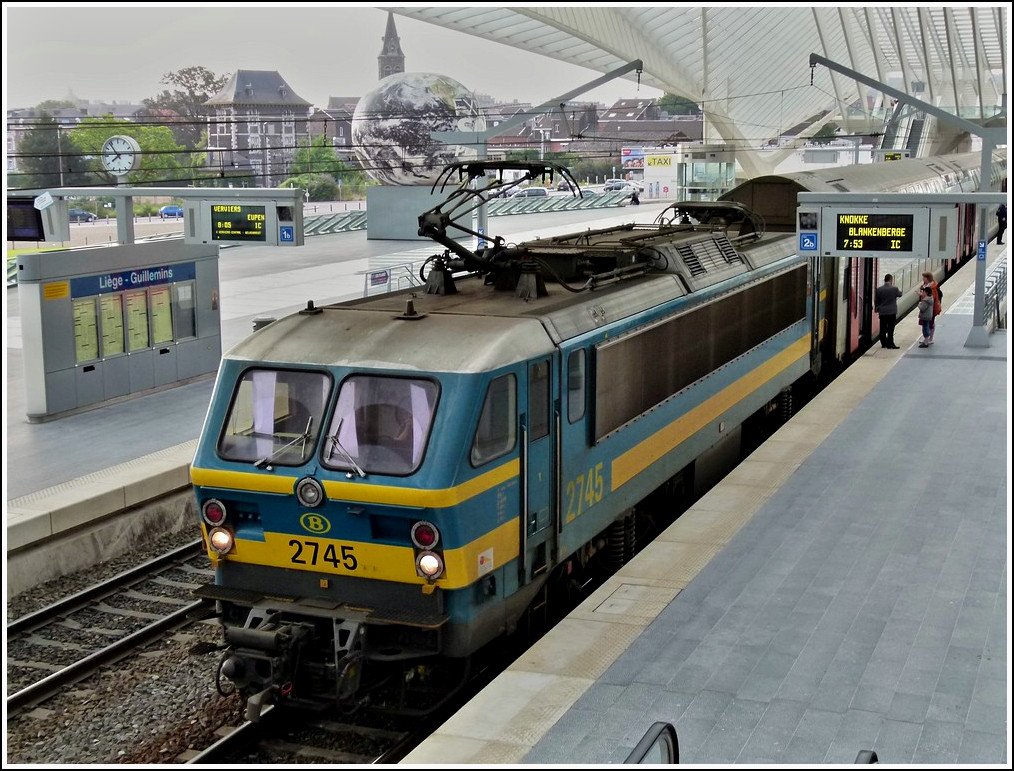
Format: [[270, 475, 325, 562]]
[[126, 290, 150, 351], [149, 286, 174, 344], [835, 212, 914, 253], [100, 294, 125, 357], [73, 297, 99, 363], [210, 204, 267, 242]]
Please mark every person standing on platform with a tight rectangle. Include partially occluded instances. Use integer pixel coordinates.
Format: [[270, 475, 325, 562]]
[[874, 273, 902, 349], [920, 271, 941, 344], [996, 203, 1006, 245], [917, 286, 935, 348]]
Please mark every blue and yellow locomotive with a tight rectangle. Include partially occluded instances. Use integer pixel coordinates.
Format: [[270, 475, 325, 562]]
[[190, 154, 1003, 719]]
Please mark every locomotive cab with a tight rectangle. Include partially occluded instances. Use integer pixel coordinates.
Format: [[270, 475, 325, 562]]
[[191, 313, 553, 717]]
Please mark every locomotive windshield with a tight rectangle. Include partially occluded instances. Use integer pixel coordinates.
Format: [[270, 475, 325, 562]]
[[218, 368, 331, 466], [322, 375, 439, 476]]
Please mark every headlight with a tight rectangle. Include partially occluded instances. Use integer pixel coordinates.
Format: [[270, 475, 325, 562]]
[[416, 551, 444, 579], [296, 477, 325, 508], [202, 498, 227, 526], [208, 527, 234, 555]]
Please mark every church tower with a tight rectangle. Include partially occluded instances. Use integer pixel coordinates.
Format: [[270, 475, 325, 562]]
[[378, 12, 405, 79]]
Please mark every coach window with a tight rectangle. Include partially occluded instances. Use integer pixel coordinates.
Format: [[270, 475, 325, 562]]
[[567, 350, 586, 422], [471, 373, 517, 466]]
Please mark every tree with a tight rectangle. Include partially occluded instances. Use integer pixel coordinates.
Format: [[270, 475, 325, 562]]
[[143, 66, 230, 149], [7, 112, 97, 189], [8, 113, 63, 189], [657, 93, 701, 116], [36, 99, 77, 112], [69, 116, 191, 185], [290, 135, 351, 177], [282, 172, 339, 202], [285, 136, 370, 198]]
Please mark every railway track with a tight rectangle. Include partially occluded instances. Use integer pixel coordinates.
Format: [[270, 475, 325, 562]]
[[187, 705, 425, 764], [6, 540, 213, 714]]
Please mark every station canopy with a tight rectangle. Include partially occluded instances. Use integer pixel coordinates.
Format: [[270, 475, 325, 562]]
[[391, 6, 1008, 177]]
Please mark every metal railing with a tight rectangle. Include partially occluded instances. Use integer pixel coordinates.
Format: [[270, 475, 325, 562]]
[[360, 262, 425, 296], [300, 191, 637, 237], [984, 256, 1007, 331], [624, 722, 679, 764]]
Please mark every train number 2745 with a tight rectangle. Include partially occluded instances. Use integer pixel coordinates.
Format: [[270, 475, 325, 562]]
[[565, 462, 604, 523], [288, 539, 358, 570]]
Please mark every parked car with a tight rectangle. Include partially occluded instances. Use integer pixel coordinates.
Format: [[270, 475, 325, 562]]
[[603, 179, 644, 193], [510, 187, 549, 198], [159, 204, 185, 219], [68, 208, 97, 223]]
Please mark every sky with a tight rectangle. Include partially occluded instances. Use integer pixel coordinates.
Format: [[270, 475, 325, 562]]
[[2, 3, 663, 111]]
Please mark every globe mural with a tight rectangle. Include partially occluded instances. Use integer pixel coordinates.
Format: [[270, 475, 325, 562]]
[[352, 72, 487, 186]]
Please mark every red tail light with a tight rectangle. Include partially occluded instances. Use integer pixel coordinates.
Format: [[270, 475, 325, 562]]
[[202, 498, 227, 526], [411, 520, 440, 549]]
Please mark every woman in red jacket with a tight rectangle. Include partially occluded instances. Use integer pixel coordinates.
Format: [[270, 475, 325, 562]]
[[920, 271, 942, 344]]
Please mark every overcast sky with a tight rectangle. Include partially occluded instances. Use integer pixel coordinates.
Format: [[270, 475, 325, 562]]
[[3, 4, 663, 111]]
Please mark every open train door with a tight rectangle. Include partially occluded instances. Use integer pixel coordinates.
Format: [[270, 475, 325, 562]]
[[868, 257, 881, 344], [846, 255, 878, 358]]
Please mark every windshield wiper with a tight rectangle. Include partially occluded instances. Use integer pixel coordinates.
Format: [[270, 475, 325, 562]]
[[254, 416, 314, 469], [326, 419, 366, 478]]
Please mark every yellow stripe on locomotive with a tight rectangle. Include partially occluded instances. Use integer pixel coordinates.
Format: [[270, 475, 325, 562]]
[[190, 458, 520, 508], [199, 518, 520, 589]]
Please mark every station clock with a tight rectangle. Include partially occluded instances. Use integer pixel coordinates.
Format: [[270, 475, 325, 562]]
[[101, 135, 141, 177]]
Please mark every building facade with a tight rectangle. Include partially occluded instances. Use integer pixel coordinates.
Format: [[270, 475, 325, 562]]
[[204, 70, 312, 188]]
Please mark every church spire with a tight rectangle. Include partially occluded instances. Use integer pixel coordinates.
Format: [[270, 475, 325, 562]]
[[378, 11, 405, 80]]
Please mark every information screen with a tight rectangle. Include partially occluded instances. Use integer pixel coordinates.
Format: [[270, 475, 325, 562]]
[[835, 212, 914, 253], [7, 197, 47, 241], [210, 204, 267, 242]]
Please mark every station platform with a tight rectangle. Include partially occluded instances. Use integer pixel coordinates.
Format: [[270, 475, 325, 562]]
[[403, 249, 1010, 765]]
